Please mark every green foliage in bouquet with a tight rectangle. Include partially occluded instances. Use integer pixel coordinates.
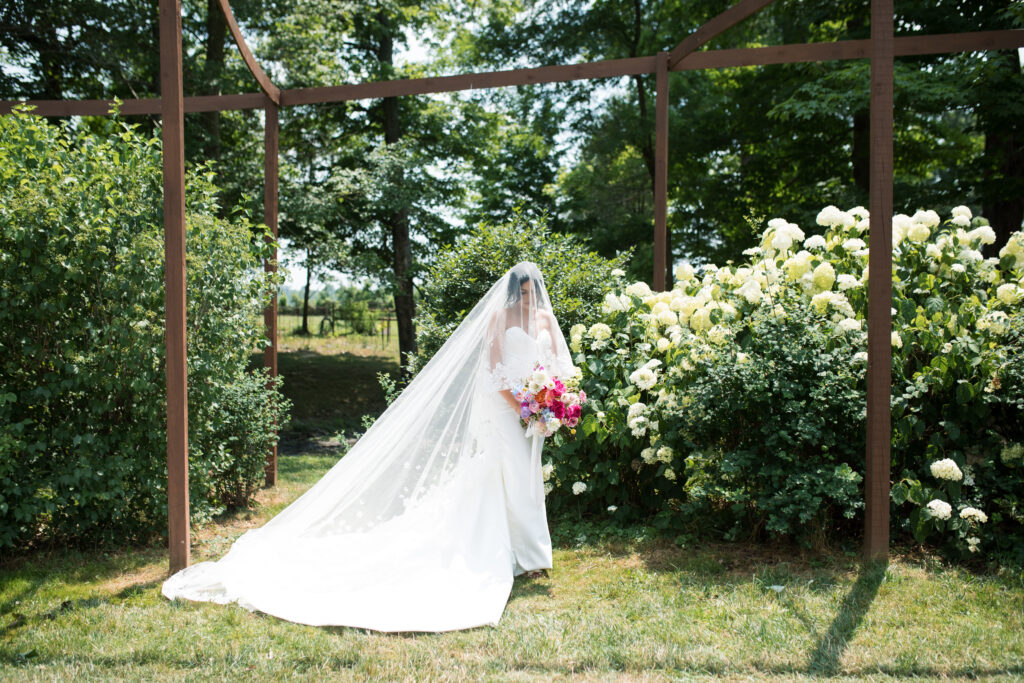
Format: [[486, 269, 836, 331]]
[[0, 109, 291, 551], [408, 209, 630, 373], [547, 202, 1024, 563]]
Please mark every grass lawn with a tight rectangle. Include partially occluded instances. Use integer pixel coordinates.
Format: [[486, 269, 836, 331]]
[[2, 452, 1022, 681]]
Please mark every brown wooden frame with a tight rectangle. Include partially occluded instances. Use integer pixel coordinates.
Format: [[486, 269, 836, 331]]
[[2, 1, 1022, 571]]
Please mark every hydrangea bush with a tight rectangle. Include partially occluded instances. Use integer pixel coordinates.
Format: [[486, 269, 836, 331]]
[[547, 204, 1024, 563]]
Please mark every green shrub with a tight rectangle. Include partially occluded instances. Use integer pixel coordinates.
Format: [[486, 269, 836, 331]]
[[0, 109, 290, 551], [409, 210, 631, 373]]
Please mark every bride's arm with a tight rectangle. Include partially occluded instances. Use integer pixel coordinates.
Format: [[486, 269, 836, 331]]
[[487, 310, 523, 415]]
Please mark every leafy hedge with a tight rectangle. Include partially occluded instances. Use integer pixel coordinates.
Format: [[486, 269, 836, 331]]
[[408, 210, 631, 373], [0, 109, 290, 551]]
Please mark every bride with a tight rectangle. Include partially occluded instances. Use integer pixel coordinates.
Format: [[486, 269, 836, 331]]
[[162, 261, 576, 632]]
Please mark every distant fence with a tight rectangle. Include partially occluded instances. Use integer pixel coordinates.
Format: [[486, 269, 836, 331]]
[[277, 308, 394, 346]]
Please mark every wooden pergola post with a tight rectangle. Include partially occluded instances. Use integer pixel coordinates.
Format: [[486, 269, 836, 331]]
[[263, 98, 279, 486], [864, 0, 895, 561], [159, 0, 190, 573], [653, 51, 669, 292]]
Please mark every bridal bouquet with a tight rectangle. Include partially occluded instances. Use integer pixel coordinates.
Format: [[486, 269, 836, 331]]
[[513, 362, 586, 437]]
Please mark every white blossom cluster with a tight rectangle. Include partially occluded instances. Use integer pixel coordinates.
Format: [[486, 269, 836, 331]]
[[930, 458, 963, 481]]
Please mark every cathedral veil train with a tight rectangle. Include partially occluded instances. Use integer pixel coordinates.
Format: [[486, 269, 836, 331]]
[[162, 261, 576, 632]]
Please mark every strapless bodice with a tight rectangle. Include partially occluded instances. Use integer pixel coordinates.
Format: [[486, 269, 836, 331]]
[[502, 327, 553, 381]]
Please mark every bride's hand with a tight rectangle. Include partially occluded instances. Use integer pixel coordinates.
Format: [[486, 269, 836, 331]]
[[501, 390, 522, 417]]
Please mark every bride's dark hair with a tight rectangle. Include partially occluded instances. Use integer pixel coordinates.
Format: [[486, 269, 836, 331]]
[[504, 263, 548, 308]]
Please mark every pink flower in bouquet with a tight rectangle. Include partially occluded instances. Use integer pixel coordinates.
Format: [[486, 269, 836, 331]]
[[528, 399, 540, 413], [552, 379, 565, 397], [551, 400, 566, 419], [567, 404, 582, 421], [578, 390, 587, 403]]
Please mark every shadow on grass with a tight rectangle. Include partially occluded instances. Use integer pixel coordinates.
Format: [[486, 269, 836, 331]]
[[804, 558, 887, 675]]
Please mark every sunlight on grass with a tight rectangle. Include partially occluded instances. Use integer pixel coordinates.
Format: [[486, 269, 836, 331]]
[[2, 453, 1022, 680]]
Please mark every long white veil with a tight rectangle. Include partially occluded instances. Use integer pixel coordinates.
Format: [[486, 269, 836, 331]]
[[162, 261, 574, 630], [253, 261, 571, 538]]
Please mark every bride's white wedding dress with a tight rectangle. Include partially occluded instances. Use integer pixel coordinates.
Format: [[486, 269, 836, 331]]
[[161, 262, 573, 632]]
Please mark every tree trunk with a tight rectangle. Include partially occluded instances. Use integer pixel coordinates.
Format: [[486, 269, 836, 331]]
[[980, 50, 1024, 257], [202, 0, 227, 162], [302, 249, 312, 336], [379, 18, 417, 374]]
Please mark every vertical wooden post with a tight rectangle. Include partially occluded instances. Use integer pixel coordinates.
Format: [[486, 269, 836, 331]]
[[263, 98, 279, 487], [160, 0, 190, 573], [865, 0, 894, 562], [653, 51, 669, 291]]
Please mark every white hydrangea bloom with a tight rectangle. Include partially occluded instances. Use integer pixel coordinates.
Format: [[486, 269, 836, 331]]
[[542, 463, 554, 481], [588, 323, 612, 340], [853, 351, 868, 363], [707, 325, 730, 345], [804, 234, 827, 250], [771, 230, 794, 252], [611, 268, 626, 277], [967, 536, 981, 553], [628, 402, 647, 419], [913, 209, 941, 228], [544, 482, 554, 494], [629, 367, 659, 391], [892, 214, 912, 247], [658, 310, 678, 326], [996, 284, 1022, 305], [626, 281, 653, 298], [656, 446, 674, 463], [959, 507, 988, 524], [951, 214, 971, 227], [837, 274, 860, 291], [675, 263, 695, 281], [784, 251, 812, 281], [736, 279, 763, 305], [836, 318, 862, 333], [968, 225, 996, 246], [849, 205, 870, 219], [908, 223, 930, 243], [926, 499, 953, 520], [812, 262, 836, 291], [951, 205, 972, 219], [641, 447, 657, 464], [891, 331, 903, 349], [690, 306, 713, 332], [930, 458, 963, 481], [958, 248, 983, 264], [656, 337, 671, 352], [951, 263, 966, 274], [572, 481, 587, 495], [842, 238, 867, 252], [663, 467, 676, 481], [816, 205, 847, 227]]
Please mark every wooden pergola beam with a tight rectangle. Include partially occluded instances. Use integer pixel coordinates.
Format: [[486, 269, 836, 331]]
[[5, 30, 1020, 117], [216, 0, 280, 104], [668, 0, 778, 68]]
